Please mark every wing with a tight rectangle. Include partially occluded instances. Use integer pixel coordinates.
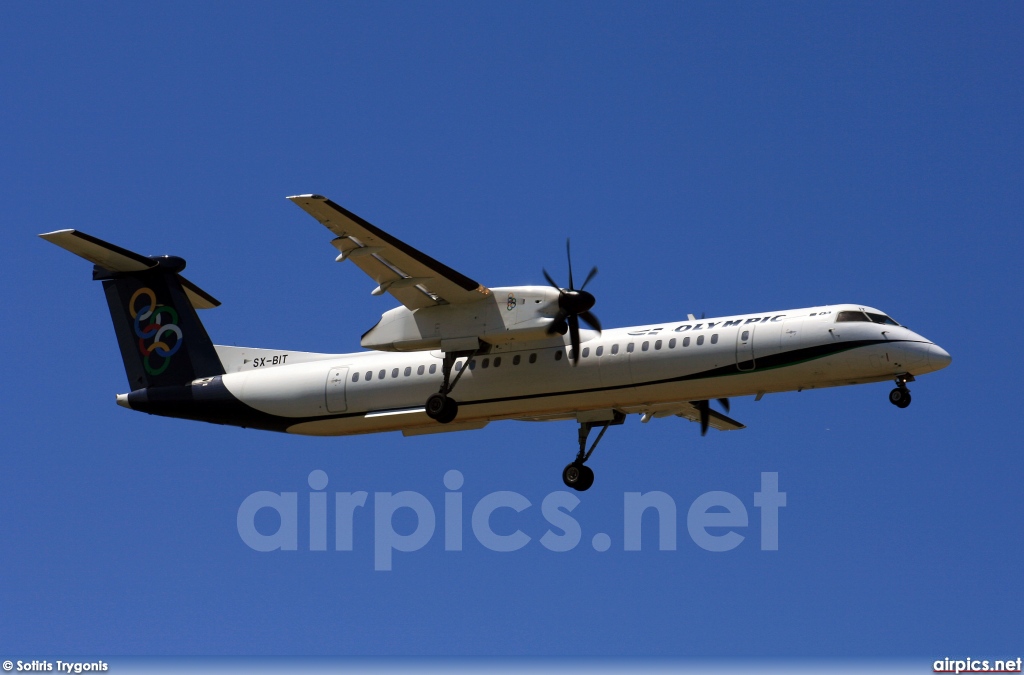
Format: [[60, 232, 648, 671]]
[[645, 402, 746, 431], [288, 195, 490, 310]]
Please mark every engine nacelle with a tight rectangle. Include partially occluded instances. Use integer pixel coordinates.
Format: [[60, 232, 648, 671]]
[[361, 286, 566, 352]]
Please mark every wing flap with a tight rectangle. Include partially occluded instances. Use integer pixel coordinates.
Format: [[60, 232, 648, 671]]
[[649, 401, 746, 431], [675, 403, 746, 431], [334, 241, 436, 310], [289, 195, 491, 309]]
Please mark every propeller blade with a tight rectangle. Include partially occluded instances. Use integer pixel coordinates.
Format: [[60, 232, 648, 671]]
[[579, 310, 602, 333], [542, 268, 561, 291], [717, 398, 730, 413], [542, 241, 599, 352], [568, 313, 581, 365], [566, 239, 574, 290], [546, 310, 568, 335], [580, 266, 598, 291], [695, 400, 710, 436], [700, 311, 706, 320]]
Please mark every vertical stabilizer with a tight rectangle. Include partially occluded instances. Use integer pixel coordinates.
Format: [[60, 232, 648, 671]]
[[40, 229, 224, 390]]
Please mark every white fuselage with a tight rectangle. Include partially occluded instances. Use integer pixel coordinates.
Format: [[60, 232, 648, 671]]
[[201, 304, 950, 437]]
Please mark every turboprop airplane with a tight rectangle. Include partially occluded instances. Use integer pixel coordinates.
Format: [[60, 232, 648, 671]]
[[40, 194, 952, 491]]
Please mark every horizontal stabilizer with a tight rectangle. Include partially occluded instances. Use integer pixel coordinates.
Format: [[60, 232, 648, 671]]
[[39, 229, 220, 309], [39, 229, 153, 272], [179, 276, 221, 310]]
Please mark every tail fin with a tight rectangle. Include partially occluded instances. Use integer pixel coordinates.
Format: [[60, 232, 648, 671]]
[[40, 229, 225, 390]]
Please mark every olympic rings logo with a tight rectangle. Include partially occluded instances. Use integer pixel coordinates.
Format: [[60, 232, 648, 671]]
[[507, 293, 517, 311], [130, 287, 183, 376]]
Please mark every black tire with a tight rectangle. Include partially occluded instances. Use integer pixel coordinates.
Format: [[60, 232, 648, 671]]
[[562, 462, 583, 490], [437, 396, 459, 424], [425, 393, 447, 420], [889, 387, 909, 407], [578, 465, 595, 491]]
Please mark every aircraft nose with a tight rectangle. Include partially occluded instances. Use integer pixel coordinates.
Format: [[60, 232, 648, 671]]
[[928, 344, 952, 370]]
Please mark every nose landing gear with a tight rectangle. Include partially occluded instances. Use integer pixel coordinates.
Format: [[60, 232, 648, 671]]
[[889, 374, 915, 409], [562, 462, 595, 492]]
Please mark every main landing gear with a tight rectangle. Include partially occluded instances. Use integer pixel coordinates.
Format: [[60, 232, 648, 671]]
[[889, 373, 915, 409], [425, 349, 478, 424], [562, 412, 625, 492]]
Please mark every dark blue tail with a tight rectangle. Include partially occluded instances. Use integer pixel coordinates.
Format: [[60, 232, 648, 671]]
[[41, 229, 225, 390]]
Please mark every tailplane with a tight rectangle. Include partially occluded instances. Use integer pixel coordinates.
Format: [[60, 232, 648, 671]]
[[40, 230, 225, 390]]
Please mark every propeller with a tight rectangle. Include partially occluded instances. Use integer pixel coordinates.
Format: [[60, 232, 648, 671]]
[[694, 398, 731, 436], [543, 239, 602, 365]]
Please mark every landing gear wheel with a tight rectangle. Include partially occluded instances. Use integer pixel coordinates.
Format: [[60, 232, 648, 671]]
[[425, 393, 459, 423], [578, 465, 595, 491], [889, 387, 911, 409], [425, 393, 446, 419], [562, 463, 595, 491], [439, 397, 459, 423]]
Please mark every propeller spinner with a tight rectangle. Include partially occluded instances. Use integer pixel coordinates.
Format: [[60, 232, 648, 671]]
[[544, 239, 602, 365]]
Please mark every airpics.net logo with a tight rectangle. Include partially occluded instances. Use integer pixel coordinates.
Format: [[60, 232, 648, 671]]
[[237, 470, 787, 571]]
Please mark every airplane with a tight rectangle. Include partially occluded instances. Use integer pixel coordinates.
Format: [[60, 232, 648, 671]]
[[40, 194, 952, 491]]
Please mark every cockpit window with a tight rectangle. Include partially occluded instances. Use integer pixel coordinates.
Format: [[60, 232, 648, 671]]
[[865, 312, 900, 326], [835, 311, 870, 322]]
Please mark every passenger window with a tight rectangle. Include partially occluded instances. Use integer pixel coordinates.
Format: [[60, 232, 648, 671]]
[[352, 372, 360, 382], [392, 368, 399, 378], [596, 346, 604, 356], [836, 310, 871, 322], [582, 347, 589, 358], [627, 343, 635, 353], [555, 350, 563, 361], [529, 353, 537, 364], [741, 330, 749, 340], [417, 365, 425, 375], [494, 357, 501, 367], [482, 358, 489, 368], [429, 364, 436, 374], [468, 360, 476, 370], [683, 337, 690, 347], [378, 369, 386, 380], [641, 341, 649, 351], [697, 335, 705, 346], [611, 344, 619, 355], [455, 362, 463, 371], [668, 338, 676, 349], [404, 367, 411, 376], [655, 340, 662, 350], [568, 349, 576, 361], [365, 371, 372, 381], [711, 334, 718, 344], [513, 355, 521, 365]]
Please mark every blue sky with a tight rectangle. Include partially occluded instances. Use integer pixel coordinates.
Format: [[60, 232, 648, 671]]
[[1, 1, 1021, 659]]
